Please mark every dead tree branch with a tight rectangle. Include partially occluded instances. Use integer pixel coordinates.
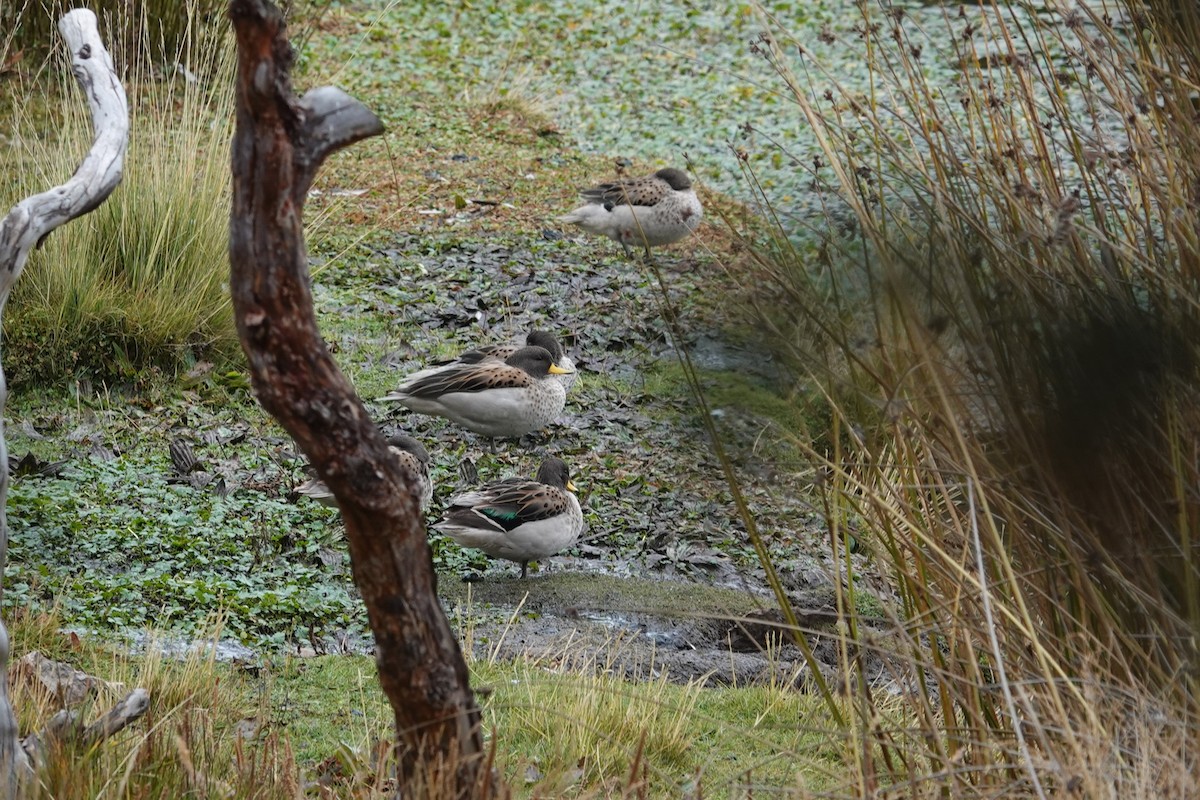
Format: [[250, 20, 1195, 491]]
[[0, 8, 143, 788], [226, 2, 499, 795], [0, 9, 127, 585], [20, 688, 151, 770]]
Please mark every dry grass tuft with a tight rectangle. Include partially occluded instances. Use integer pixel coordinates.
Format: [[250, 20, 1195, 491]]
[[0, 18, 241, 387], [0, 0, 228, 70]]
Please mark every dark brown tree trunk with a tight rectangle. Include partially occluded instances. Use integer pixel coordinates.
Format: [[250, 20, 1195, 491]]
[[226, 2, 500, 795]]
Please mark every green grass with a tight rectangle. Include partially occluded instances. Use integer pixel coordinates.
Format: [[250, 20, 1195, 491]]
[[258, 646, 842, 797], [6, 610, 841, 798]]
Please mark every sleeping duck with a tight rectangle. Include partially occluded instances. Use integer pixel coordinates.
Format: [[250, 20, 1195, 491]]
[[433, 457, 583, 578]]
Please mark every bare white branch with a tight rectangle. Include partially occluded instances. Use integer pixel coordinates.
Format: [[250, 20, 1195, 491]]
[[0, 8, 133, 787], [19, 688, 150, 770], [0, 4, 128, 588], [0, 9, 129, 310], [81, 688, 152, 743]]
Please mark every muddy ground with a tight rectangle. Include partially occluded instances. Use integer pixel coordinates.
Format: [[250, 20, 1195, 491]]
[[436, 570, 900, 694]]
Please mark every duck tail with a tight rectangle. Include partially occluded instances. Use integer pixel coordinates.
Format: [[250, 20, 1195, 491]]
[[558, 203, 612, 235]]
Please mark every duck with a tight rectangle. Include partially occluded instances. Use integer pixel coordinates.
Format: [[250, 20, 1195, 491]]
[[296, 434, 433, 511], [559, 167, 703, 260], [402, 331, 576, 393], [380, 345, 572, 447], [433, 457, 583, 578]]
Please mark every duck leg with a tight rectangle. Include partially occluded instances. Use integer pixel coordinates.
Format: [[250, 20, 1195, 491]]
[[520, 560, 529, 579]]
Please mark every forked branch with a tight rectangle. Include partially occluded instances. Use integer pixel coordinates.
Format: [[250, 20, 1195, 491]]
[[227, 1, 499, 795]]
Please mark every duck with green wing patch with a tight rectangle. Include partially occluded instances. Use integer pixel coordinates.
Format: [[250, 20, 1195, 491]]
[[433, 457, 583, 578]]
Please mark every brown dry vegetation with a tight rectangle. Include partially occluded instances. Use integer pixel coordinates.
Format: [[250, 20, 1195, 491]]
[[719, 0, 1200, 796]]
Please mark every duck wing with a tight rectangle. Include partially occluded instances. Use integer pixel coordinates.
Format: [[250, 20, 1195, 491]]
[[455, 343, 517, 365], [400, 361, 533, 398], [580, 173, 669, 208], [445, 479, 569, 533]]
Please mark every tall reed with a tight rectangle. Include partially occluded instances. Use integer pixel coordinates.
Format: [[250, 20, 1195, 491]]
[[726, 0, 1200, 794], [1, 0, 228, 69]]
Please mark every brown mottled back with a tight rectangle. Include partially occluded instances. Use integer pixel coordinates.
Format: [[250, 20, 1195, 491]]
[[401, 346, 555, 397]]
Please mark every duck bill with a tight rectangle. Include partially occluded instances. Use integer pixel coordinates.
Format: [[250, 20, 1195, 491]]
[[548, 364, 573, 375], [566, 480, 578, 492]]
